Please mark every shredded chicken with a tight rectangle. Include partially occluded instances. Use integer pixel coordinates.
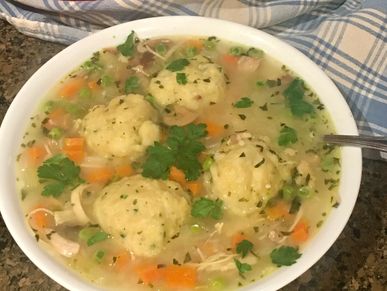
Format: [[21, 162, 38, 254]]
[[191, 252, 237, 272]]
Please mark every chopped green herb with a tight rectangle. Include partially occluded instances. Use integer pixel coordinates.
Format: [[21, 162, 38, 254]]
[[186, 47, 198, 58], [289, 197, 301, 214], [278, 126, 298, 146], [203, 37, 218, 50], [117, 31, 137, 57], [124, 76, 139, 94], [87, 231, 109, 246], [283, 78, 314, 117], [142, 123, 207, 181], [282, 184, 296, 201], [234, 258, 252, 276], [144, 94, 157, 107], [94, 250, 105, 263], [176, 72, 188, 85], [191, 197, 223, 220], [236, 239, 254, 258], [256, 80, 266, 87], [166, 58, 190, 72], [37, 154, 83, 197], [259, 103, 268, 111], [270, 246, 301, 266], [155, 43, 167, 55], [266, 79, 281, 88], [233, 97, 254, 108], [238, 114, 246, 120], [321, 157, 340, 172], [79, 87, 91, 99]]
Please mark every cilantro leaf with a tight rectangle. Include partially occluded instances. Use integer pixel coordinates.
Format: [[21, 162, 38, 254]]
[[87, 231, 109, 246], [176, 72, 187, 85], [124, 76, 139, 94], [278, 125, 298, 146], [236, 239, 254, 258], [117, 31, 137, 57], [142, 124, 207, 181], [270, 246, 301, 266], [142, 142, 176, 180], [37, 154, 83, 197], [234, 258, 252, 276], [233, 97, 254, 108], [166, 58, 190, 72], [191, 198, 223, 220], [283, 78, 314, 117]]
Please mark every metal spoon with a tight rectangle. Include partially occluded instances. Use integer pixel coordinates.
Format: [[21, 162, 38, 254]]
[[323, 135, 387, 152]]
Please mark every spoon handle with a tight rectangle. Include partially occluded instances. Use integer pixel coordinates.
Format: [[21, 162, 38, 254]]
[[323, 135, 387, 152]]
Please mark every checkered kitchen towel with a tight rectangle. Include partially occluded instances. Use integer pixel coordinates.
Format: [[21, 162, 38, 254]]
[[1, 0, 386, 157]]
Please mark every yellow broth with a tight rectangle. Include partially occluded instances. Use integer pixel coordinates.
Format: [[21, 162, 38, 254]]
[[15, 34, 340, 290]]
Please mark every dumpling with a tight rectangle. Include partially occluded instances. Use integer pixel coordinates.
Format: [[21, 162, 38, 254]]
[[93, 175, 190, 257], [80, 94, 159, 160], [149, 55, 226, 111], [206, 133, 290, 216]]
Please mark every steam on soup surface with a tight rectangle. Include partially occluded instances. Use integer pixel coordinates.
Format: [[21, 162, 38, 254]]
[[16, 32, 341, 290]]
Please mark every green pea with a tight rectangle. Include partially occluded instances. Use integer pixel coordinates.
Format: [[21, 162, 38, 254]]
[[229, 46, 244, 56], [208, 277, 226, 290], [48, 127, 63, 140], [297, 186, 312, 199], [282, 184, 296, 201], [190, 224, 202, 234]]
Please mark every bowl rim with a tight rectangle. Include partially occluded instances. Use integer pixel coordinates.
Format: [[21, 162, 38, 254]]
[[0, 15, 362, 291]]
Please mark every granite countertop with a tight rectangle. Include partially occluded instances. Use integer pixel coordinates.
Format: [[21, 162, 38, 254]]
[[0, 19, 386, 291]]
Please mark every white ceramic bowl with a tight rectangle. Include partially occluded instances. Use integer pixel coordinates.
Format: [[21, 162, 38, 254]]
[[0, 16, 362, 291]]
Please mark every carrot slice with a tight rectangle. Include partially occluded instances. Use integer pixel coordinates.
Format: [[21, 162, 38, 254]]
[[59, 78, 85, 99], [29, 208, 55, 230], [115, 165, 134, 178], [186, 39, 203, 50], [169, 166, 186, 186], [202, 120, 224, 138], [163, 265, 197, 289], [63, 137, 85, 164], [112, 252, 131, 271], [222, 54, 239, 65], [83, 167, 114, 184], [291, 221, 309, 243], [266, 201, 289, 220], [26, 144, 47, 166], [186, 181, 202, 196], [45, 108, 71, 130], [134, 264, 162, 284], [231, 232, 247, 249]]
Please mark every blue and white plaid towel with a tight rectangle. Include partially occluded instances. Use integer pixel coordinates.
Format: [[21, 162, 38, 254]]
[[1, 0, 386, 158]]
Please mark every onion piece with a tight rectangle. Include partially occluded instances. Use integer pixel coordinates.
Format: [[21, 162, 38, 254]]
[[48, 231, 80, 258], [70, 184, 91, 226], [54, 209, 81, 226]]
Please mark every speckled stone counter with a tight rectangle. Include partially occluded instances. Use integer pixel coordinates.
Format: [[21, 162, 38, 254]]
[[0, 19, 386, 291]]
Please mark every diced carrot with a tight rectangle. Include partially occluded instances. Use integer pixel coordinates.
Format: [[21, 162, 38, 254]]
[[87, 80, 99, 90], [112, 252, 131, 271], [231, 232, 247, 249], [29, 208, 55, 230], [59, 78, 85, 100], [169, 166, 186, 186], [163, 265, 197, 289], [26, 144, 47, 166], [291, 220, 309, 244], [134, 264, 162, 284], [115, 165, 134, 178], [186, 39, 203, 50], [222, 54, 239, 65], [63, 149, 84, 164], [266, 201, 289, 220], [186, 181, 202, 196], [202, 120, 224, 138], [46, 108, 71, 130], [63, 137, 85, 164], [83, 167, 114, 184]]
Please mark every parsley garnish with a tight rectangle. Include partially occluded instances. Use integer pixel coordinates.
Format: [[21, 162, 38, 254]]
[[270, 246, 301, 266], [233, 97, 254, 108], [191, 198, 223, 219], [142, 123, 207, 181], [166, 58, 190, 72], [176, 72, 187, 85], [234, 258, 252, 277], [37, 154, 83, 197], [87, 231, 109, 246], [278, 125, 298, 146], [124, 76, 139, 94], [117, 31, 137, 57], [283, 78, 314, 117], [236, 239, 256, 258]]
